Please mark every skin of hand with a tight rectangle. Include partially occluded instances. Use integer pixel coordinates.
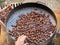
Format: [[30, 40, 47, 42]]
[[15, 35, 28, 45]]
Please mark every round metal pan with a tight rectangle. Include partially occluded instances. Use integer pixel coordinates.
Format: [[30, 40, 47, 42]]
[[6, 2, 57, 45]]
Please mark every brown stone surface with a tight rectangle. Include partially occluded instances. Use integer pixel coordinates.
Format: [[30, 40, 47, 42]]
[[54, 10, 60, 28], [0, 20, 14, 45]]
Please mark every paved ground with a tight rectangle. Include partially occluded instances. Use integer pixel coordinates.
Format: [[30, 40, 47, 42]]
[[0, 0, 60, 10], [5, 0, 60, 10]]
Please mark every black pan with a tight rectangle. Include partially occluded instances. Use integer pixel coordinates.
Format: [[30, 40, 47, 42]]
[[6, 2, 57, 45]]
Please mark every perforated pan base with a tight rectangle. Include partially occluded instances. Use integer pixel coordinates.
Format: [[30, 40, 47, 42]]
[[6, 7, 56, 45]]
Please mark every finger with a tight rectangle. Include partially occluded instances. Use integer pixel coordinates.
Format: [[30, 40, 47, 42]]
[[18, 35, 27, 42], [24, 43, 28, 45], [15, 35, 27, 45]]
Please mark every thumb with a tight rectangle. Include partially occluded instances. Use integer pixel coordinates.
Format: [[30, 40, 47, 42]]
[[17, 35, 27, 42], [15, 35, 27, 45]]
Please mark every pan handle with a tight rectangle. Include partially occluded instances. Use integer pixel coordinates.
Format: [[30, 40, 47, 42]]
[[56, 28, 60, 37], [53, 28, 60, 45]]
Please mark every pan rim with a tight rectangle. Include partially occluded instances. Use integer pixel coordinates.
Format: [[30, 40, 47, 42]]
[[6, 2, 57, 44]]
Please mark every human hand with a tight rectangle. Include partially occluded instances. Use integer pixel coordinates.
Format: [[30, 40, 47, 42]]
[[15, 35, 28, 45]]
